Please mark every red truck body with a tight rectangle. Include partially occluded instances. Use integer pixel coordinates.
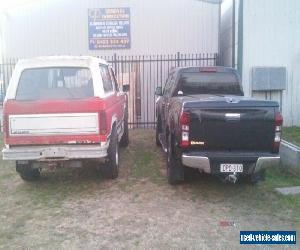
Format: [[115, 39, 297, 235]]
[[2, 56, 129, 181]]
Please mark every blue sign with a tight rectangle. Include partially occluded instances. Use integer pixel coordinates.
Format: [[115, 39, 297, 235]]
[[240, 231, 296, 244], [88, 8, 131, 50]]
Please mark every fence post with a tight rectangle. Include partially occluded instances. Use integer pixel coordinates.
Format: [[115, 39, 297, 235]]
[[113, 53, 117, 74], [215, 53, 219, 66], [177, 52, 180, 67]]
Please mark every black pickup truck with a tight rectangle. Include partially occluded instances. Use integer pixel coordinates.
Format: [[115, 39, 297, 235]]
[[155, 66, 283, 184]]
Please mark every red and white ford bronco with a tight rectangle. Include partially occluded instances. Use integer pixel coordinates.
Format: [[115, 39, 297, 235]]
[[2, 56, 129, 181]]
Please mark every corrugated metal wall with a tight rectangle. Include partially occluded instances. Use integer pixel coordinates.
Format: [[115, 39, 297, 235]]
[[242, 0, 300, 126], [1, 0, 220, 58]]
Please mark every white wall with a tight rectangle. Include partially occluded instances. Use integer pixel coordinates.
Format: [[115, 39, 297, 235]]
[[242, 0, 300, 126], [1, 0, 220, 58], [220, 0, 240, 68], [220, 0, 234, 67]]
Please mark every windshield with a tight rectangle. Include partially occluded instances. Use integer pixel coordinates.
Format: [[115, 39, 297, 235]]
[[16, 67, 93, 100], [177, 72, 243, 96]]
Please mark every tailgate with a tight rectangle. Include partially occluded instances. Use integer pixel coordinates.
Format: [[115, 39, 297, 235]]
[[189, 107, 275, 151], [9, 113, 99, 136], [4, 98, 105, 145]]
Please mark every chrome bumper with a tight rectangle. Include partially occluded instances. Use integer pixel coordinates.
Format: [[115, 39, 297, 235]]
[[181, 155, 211, 173], [2, 144, 109, 161], [254, 156, 280, 173], [182, 154, 280, 174]]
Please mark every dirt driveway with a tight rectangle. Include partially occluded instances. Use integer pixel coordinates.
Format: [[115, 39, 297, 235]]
[[0, 130, 299, 249]]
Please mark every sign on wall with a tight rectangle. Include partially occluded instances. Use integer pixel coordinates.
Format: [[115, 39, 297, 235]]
[[88, 8, 131, 50]]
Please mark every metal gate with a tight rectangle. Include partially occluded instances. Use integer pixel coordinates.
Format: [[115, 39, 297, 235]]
[[0, 53, 218, 128], [104, 53, 218, 128]]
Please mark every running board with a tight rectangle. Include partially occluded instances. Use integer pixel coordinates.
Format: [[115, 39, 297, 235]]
[[158, 133, 167, 153]]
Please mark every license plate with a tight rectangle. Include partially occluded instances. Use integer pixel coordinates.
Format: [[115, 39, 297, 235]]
[[220, 164, 243, 173], [42, 148, 66, 158]]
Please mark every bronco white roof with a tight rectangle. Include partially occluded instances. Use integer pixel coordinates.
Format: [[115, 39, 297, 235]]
[[16, 55, 108, 68], [5, 55, 111, 100]]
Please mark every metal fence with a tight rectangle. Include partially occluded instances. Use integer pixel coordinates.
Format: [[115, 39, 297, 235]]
[[0, 53, 218, 128], [0, 58, 18, 98]]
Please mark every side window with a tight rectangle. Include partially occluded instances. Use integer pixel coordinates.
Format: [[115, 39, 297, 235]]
[[170, 72, 179, 96], [99, 64, 113, 93], [163, 72, 174, 96], [110, 68, 119, 92], [163, 74, 171, 95]]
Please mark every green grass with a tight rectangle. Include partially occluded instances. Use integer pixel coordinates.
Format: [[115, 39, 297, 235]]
[[265, 166, 300, 188], [120, 130, 165, 184], [282, 126, 300, 146], [131, 150, 164, 183], [263, 168, 300, 221], [188, 166, 300, 224], [0, 130, 300, 247]]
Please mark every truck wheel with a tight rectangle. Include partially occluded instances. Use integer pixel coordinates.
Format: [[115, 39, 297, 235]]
[[248, 169, 266, 185], [120, 106, 129, 147], [16, 162, 40, 181], [166, 134, 184, 185], [120, 120, 129, 147], [102, 126, 119, 179], [156, 117, 161, 146]]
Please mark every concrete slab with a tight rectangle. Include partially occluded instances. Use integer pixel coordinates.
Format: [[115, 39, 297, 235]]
[[280, 140, 300, 176], [275, 186, 300, 195]]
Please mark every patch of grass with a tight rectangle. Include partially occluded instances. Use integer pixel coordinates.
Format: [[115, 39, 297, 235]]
[[282, 126, 300, 146], [1, 130, 300, 247], [262, 168, 300, 221], [265, 167, 300, 188], [132, 150, 164, 183], [117, 129, 165, 187], [188, 167, 300, 225]]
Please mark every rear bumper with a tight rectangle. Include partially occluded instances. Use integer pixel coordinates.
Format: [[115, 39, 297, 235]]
[[182, 151, 280, 174], [2, 143, 109, 161]]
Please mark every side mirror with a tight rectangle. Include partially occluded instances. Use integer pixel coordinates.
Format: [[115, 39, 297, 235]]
[[155, 87, 163, 96], [123, 84, 130, 92]]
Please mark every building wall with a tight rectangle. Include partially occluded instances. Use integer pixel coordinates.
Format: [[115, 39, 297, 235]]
[[219, 0, 233, 67], [1, 0, 220, 58], [242, 0, 300, 126], [219, 0, 240, 68]]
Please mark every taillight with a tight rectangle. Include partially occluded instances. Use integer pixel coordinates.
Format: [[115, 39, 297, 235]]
[[273, 112, 283, 153], [99, 111, 107, 135], [179, 111, 190, 148]]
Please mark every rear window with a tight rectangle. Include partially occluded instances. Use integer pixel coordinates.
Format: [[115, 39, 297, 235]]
[[16, 67, 93, 100], [177, 72, 243, 96]]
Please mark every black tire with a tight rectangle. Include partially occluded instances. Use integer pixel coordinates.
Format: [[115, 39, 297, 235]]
[[166, 134, 185, 185], [120, 105, 129, 147], [102, 126, 119, 179], [248, 169, 266, 185], [16, 161, 40, 181], [156, 117, 161, 146]]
